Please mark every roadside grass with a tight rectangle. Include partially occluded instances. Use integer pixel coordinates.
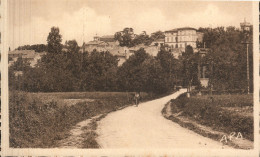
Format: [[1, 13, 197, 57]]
[[9, 90, 156, 148], [169, 93, 253, 141], [25, 91, 153, 107]]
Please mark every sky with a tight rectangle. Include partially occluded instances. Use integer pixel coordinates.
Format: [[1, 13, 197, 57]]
[[8, 0, 253, 50]]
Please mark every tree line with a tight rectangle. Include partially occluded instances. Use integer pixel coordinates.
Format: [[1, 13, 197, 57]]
[[9, 26, 253, 94], [16, 44, 48, 52], [9, 27, 180, 94]]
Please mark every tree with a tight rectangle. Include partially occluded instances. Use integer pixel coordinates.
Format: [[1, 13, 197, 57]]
[[114, 27, 134, 47], [198, 26, 253, 93], [65, 40, 80, 53], [142, 58, 172, 94], [117, 48, 150, 91], [16, 44, 47, 52], [151, 31, 165, 39], [47, 27, 62, 54], [182, 46, 199, 97], [12, 56, 30, 71], [132, 32, 150, 46], [156, 48, 180, 89]]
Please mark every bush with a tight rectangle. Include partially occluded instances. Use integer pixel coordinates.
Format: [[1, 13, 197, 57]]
[[170, 94, 253, 141]]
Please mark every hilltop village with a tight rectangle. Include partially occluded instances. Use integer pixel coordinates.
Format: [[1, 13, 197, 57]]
[[9, 26, 205, 67], [8, 20, 252, 89], [9, 19, 252, 67]]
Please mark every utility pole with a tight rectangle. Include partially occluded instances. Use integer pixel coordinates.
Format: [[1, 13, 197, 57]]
[[246, 43, 249, 94], [240, 18, 252, 94], [241, 34, 251, 94], [210, 60, 213, 96]]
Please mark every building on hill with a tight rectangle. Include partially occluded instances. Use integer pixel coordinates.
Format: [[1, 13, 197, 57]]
[[164, 27, 202, 51], [93, 35, 116, 42], [240, 19, 252, 32], [80, 35, 119, 53], [8, 50, 46, 67], [151, 38, 165, 48]]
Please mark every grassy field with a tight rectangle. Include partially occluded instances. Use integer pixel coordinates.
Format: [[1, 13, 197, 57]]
[[9, 90, 156, 148], [169, 93, 253, 141]]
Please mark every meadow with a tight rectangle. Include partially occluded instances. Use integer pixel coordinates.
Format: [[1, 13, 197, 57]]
[[9, 91, 155, 148]]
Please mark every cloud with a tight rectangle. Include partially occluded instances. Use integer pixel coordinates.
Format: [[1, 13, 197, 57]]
[[175, 4, 236, 28], [10, 3, 244, 49], [109, 4, 236, 36], [113, 8, 174, 35], [11, 6, 112, 49]]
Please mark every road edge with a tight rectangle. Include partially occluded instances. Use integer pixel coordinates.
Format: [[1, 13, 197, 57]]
[[161, 99, 254, 150]]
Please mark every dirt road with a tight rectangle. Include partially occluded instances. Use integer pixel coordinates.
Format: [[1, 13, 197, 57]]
[[96, 89, 230, 149]]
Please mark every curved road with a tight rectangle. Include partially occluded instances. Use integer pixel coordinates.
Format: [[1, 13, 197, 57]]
[[96, 89, 230, 149]]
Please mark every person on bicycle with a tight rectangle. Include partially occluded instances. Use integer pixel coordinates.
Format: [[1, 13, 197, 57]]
[[134, 92, 140, 107]]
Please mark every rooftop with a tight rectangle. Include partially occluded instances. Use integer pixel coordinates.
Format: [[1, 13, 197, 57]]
[[85, 40, 108, 46], [165, 27, 197, 33]]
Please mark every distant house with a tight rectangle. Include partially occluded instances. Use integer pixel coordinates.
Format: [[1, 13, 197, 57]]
[[164, 27, 201, 50], [240, 19, 252, 32], [151, 38, 164, 48], [80, 35, 119, 53], [99, 35, 116, 42], [8, 50, 46, 67]]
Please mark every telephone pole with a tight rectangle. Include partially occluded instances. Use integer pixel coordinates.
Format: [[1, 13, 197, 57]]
[[246, 43, 249, 94], [241, 34, 251, 94]]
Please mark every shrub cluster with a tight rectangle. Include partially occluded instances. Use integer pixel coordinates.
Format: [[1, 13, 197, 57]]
[[170, 94, 253, 141]]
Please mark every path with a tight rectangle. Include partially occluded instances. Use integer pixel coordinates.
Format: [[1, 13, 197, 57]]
[[96, 89, 230, 149]]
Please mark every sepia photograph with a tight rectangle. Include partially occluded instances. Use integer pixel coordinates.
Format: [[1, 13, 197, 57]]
[[1, 0, 259, 156]]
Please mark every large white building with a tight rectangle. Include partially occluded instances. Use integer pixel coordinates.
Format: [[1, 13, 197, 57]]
[[164, 27, 199, 50]]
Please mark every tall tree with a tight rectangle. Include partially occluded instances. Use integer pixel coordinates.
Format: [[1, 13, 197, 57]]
[[47, 27, 62, 54], [183, 45, 199, 97]]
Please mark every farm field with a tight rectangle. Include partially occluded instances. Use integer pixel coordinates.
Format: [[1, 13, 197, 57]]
[[168, 94, 253, 142], [9, 91, 156, 148]]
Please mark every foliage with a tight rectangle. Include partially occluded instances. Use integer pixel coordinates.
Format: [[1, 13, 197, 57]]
[[11, 56, 31, 71], [64, 40, 80, 53], [170, 94, 253, 141], [47, 27, 62, 54], [132, 32, 150, 46], [9, 25, 253, 94], [198, 26, 253, 91], [150, 31, 165, 40], [114, 27, 134, 47], [10, 50, 119, 92], [117, 48, 150, 91], [156, 47, 182, 87], [9, 91, 156, 148], [117, 48, 179, 94], [16, 44, 48, 52], [114, 28, 165, 47], [182, 46, 200, 88]]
